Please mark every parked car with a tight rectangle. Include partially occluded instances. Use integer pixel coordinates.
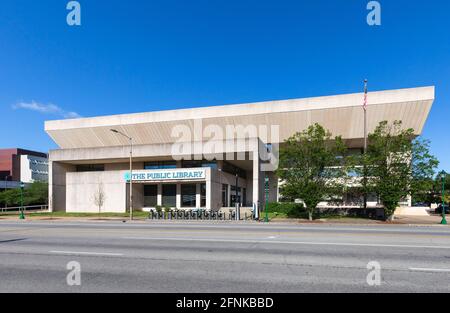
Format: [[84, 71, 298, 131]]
[[435, 204, 450, 214]]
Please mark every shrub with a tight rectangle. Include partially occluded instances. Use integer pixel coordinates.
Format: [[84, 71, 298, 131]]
[[266, 202, 306, 218]]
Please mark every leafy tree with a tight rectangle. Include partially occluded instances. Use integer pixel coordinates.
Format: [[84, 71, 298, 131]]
[[410, 138, 439, 203], [276, 123, 347, 220], [430, 172, 450, 204], [356, 121, 438, 220], [0, 181, 48, 207]]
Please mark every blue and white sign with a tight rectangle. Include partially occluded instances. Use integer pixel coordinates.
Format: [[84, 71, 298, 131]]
[[124, 168, 206, 182]]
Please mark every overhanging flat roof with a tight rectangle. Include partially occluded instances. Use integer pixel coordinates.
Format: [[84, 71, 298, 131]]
[[45, 86, 434, 149]]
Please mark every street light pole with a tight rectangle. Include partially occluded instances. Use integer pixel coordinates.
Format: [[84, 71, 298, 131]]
[[235, 173, 240, 221], [110, 129, 133, 221], [19, 181, 25, 220], [264, 175, 269, 223], [441, 171, 447, 225]]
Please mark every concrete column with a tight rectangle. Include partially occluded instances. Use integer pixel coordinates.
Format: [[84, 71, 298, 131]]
[[48, 161, 54, 212], [48, 161, 75, 212], [196, 183, 201, 208], [252, 151, 261, 211], [176, 183, 181, 209], [227, 184, 231, 207], [206, 180, 211, 210], [157, 184, 162, 206]]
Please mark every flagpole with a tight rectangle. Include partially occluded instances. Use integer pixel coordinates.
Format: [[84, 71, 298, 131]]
[[364, 79, 368, 153], [363, 79, 368, 210]]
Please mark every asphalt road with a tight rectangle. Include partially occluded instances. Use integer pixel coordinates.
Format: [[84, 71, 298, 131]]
[[0, 220, 450, 293]]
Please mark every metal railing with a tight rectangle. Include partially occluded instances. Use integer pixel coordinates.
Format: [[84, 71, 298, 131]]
[[0, 204, 48, 213]]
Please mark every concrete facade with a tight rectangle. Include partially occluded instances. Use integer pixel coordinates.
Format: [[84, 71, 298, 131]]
[[45, 87, 434, 214]]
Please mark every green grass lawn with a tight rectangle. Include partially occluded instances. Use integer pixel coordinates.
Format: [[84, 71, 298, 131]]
[[0, 210, 150, 219], [267, 211, 374, 221], [0, 210, 375, 222]]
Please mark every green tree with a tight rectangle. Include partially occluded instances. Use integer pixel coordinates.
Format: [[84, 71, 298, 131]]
[[358, 121, 438, 220], [276, 123, 347, 220], [0, 181, 48, 207], [431, 172, 450, 204]]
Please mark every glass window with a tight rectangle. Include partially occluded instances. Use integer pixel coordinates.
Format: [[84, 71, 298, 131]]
[[162, 184, 176, 207], [182, 160, 217, 169], [243, 188, 246, 206], [144, 185, 157, 207], [222, 184, 228, 207], [76, 164, 104, 172], [144, 161, 177, 169], [181, 184, 196, 207], [230, 187, 240, 207], [200, 183, 206, 207]]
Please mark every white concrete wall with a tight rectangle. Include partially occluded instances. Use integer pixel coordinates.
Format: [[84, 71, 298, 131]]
[[66, 171, 126, 213]]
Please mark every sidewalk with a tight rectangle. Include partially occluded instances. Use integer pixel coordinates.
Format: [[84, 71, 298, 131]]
[[0, 213, 447, 226]]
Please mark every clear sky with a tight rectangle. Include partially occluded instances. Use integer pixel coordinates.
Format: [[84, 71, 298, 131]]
[[0, 1, 449, 171]]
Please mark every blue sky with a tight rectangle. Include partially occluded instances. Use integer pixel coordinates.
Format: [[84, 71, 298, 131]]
[[0, 0, 449, 171]]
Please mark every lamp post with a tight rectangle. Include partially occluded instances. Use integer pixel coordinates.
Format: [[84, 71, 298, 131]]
[[264, 175, 269, 223], [110, 129, 133, 221], [19, 181, 25, 220], [235, 173, 240, 221], [440, 170, 447, 225]]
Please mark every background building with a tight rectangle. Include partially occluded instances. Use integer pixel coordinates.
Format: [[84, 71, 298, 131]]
[[45, 86, 434, 213], [0, 148, 48, 189]]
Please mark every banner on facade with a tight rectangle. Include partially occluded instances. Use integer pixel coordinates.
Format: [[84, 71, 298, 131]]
[[124, 168, 206, 182]]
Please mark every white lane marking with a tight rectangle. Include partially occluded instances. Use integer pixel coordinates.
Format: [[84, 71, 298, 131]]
[[2, 221, 449, 233], [49, 250, 123, 256], [122, 236, 450, 250], [409, 267, 450, 273]]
